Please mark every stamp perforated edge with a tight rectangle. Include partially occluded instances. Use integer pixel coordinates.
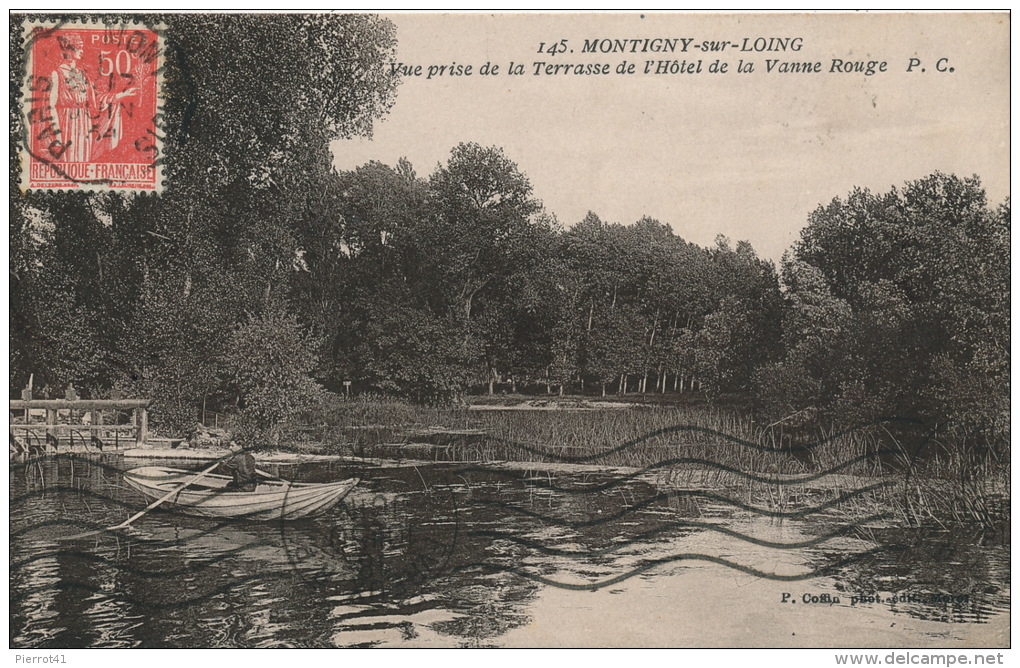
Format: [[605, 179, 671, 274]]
[[18, 17, 166, 195]]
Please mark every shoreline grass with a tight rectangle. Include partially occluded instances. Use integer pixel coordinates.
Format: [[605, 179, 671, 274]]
[[284, 394, 1009, 539]]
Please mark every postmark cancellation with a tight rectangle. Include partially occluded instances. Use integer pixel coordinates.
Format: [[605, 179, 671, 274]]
[[19, 19, 164, 193]]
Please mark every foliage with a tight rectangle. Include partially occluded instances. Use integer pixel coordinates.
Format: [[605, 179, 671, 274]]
[[10, 13, 399, 436], [760, 174, 1009, 456], [222, 303, 324, 446], [8, 13, 1007, 465]]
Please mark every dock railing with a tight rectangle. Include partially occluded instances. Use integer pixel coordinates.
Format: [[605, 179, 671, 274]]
[[9, 399, 150, 453]]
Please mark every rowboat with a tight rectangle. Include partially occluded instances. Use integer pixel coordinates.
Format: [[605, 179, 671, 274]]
[[123, 466, 358, 521]]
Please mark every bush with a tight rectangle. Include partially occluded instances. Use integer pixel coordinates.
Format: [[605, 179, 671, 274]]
[[223, 303, 323, 446]]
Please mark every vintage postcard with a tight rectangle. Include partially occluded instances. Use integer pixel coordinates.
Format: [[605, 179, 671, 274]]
[[8, 12, 1010, 655]]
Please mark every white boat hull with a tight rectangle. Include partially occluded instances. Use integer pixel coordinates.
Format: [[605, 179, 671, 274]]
[[123, 466, 358, 520]]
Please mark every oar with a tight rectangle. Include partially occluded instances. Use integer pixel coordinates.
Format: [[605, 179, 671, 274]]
[[60, 461, 222, 541]]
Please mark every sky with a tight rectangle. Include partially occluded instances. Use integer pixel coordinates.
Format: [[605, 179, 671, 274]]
[[332, 12, 1010, 263]]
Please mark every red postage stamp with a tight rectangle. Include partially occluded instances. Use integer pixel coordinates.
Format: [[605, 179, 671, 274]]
[[20, 21, 164, 192]]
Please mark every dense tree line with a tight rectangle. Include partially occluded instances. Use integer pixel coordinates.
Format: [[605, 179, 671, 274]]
[[9, 16, 1008, 454], [293, 149, 784, 403]]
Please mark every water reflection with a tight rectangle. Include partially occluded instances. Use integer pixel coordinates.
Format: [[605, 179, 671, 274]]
[[9, 456, 1010, 648], [824, 527, 1010, 625]]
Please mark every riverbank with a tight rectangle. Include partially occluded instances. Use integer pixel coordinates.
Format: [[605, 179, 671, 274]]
[[293, 395, 1009, 541]]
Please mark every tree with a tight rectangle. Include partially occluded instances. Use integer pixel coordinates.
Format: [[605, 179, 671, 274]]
[[413, 143, 546, 394], [763, 174, 1009, 452], [294, 159, 426, 390], [334, 301, 478, 403], [114, 273, 236, 435], [421, 143, 542, 321], [10, 14, 400, 434], [222, 302, 324, 446]]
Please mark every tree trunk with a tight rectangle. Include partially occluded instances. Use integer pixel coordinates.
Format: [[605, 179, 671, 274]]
[[644, 311, 657, 397], [601, 382, 607, 398], [673, 373, 679, 391], [460, 277, 491, 322], [619, 373, 627, 395], [558, 384, 564, 397]]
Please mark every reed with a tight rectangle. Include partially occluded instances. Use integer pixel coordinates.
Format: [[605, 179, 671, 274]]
[[291, 395, 1008, 535]]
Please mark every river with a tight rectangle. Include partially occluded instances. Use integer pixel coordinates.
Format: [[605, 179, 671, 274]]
[[9, 456, 1009, 648]]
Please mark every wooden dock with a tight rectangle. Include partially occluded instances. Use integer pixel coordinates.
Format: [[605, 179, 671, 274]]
[[9, 398, 150, 455]]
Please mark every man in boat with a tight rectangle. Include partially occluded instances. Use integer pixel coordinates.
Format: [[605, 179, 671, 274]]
[[216, 440, 259, 492]]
